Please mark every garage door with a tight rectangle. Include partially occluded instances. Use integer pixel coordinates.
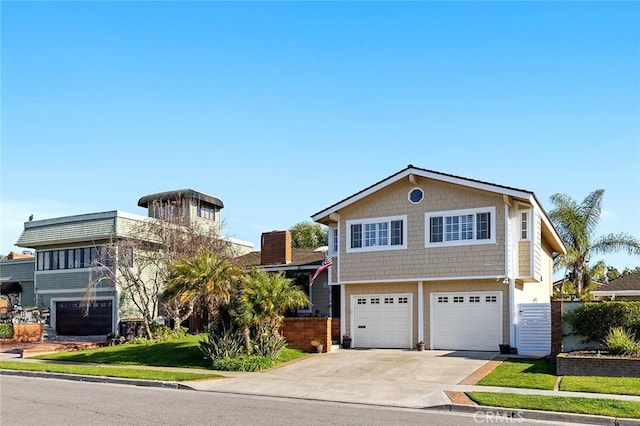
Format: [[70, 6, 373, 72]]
[[431, 292, 501, 351], [56, 300, 113, 336], [352, 294, 412, 349]]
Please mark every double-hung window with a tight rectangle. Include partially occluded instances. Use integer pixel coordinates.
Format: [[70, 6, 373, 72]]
[[520, 210, 529, 240], [346, 215, 407, 252], [425, 207, 496, 247]]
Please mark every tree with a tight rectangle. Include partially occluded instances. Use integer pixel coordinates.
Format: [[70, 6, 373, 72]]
[[289, 222, 327, 248], [165, 251, 243, 328], [230, 268, 309, 353], [83, 198, 232, 338], [550, 189, 640, 295]]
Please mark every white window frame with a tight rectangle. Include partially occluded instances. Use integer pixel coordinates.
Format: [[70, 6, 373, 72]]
[[408, 187, 424, 204], [520, 210, 530, 241], [329, 226, 339, 256], [425, 207, 496, 247], [346, 215, 407, 253]]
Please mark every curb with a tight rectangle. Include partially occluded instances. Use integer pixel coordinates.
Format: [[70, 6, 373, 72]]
[[0, 369, 195, 390], [429, 404, 640, 426]]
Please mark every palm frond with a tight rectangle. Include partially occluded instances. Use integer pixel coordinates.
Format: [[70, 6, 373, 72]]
[[591, 233, 640, 257]]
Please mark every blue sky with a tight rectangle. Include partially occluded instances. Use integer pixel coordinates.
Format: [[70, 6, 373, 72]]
[[2, 1, 639, 273]]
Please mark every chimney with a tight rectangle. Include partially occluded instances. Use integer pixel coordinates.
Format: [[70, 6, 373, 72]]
[[261, 231, 292, 265]]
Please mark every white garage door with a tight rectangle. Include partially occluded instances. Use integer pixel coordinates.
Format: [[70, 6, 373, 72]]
[[352, 293, 412, 349], [431, 292, 502, 351]]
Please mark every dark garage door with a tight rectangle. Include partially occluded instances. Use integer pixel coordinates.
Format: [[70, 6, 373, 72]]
[[56, 300, 113, 336]]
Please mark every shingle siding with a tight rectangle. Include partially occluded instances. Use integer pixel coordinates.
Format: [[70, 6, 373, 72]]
[[0, 259, 35, 281], [339, 178, 505, 281], [519, 241, 530, 276], [36, 269, 114, 292]]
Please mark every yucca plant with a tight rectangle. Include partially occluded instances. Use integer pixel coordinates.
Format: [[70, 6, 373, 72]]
[[604, 327, 639, 356]]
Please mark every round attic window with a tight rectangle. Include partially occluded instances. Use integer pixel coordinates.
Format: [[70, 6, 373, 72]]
[[408, 187, 424, 204]]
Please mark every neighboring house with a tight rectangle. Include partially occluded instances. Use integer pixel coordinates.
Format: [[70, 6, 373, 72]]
[[311, 165, 566, 351], [15, 189, 253, 336], [0, 252, 36, 308], [591, 270, 640, 300], [236, 230, 338, 318]]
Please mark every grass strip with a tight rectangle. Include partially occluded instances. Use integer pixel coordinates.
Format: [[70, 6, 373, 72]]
[[0, 360, 221, 382], [476, 359, 557, 390], [560, 376, 640, 396], [467, 392, 640, 419]]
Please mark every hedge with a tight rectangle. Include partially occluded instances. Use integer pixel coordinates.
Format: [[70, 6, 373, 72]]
[[564, 301, 640, 343], [0, 323, 14, 339]]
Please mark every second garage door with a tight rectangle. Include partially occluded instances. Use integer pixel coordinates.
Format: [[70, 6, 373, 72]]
[[431, 291, 502, 351], [352, 293, 412, 349]]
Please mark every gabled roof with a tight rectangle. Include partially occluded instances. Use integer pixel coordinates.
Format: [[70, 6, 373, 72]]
[[311, 164, 566, 254], [235, 248, 324, 271], [592, 270, 640, 296], [138, 189, 224, 209]]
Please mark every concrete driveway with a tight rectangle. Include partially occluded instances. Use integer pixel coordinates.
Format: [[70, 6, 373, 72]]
[[190, 349, 497, 408]]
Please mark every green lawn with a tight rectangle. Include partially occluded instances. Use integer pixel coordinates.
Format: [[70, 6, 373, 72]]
[[35, 334, 211, 368], [467, 392, 640, 419], [0, 360, 221, 382], [34, 334, 307, 370], [561, 376, 640, 396], [476, 359, 557, 390]]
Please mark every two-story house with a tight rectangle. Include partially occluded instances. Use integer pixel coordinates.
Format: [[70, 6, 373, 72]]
[[312, 165, 566, 352], [15, 189, 253, 336]]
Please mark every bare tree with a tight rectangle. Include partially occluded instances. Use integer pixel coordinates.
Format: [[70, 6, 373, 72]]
[[83, 198, 234, 338]]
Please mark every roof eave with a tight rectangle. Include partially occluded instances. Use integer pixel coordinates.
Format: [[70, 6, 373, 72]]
[[138, 189, 224, 209], [592, 290, 640, 296]]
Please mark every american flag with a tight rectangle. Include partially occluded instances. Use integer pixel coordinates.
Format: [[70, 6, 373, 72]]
[[310, 256, 333, 286]]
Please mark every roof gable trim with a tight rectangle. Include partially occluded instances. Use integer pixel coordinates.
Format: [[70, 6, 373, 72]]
[[311, 167, 532, 221]]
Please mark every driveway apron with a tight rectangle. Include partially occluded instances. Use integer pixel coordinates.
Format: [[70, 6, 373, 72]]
[[189, 349, 497, 408]]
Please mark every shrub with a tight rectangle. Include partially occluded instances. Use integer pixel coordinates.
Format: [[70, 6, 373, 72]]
[[0, 323, 13, 339], [211, 355, 276, 372], [199, 323, 244, 364], [131, 337, 153, 345], [605, 327, 640, 356], [564, 301, 640, 343], [250, 324, 286, 359], [150, 323, 187, 342], [252, 332, 287, 359]]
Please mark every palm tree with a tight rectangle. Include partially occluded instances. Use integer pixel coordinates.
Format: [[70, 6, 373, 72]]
[[550, 189, 640, 295], [166, 251, 243, 325], [231, 268, 309, 353]]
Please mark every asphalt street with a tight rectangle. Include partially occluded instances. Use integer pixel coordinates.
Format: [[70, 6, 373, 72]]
[[1, 375, 597, 426]]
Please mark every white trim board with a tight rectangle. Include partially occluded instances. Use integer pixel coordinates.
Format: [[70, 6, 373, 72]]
[[38, 288, 116, 294], [340, 275, 508, 285]]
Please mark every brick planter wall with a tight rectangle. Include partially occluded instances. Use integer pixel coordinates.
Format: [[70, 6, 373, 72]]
[[12, 323, 44, 343], [281, 317, 332, 353], [556, 353, 640, 377]]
